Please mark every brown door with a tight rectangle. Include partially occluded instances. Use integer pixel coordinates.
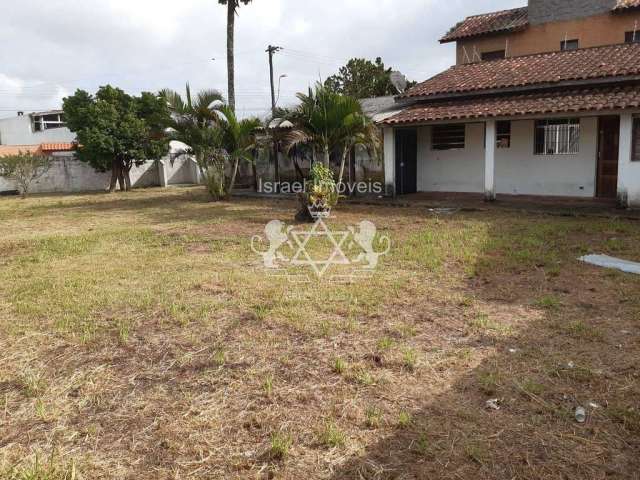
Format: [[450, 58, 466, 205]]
[[597, 116, 620, 198]]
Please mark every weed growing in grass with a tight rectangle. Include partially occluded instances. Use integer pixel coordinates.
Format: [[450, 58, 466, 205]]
[[564, 320, 602, 340], [2, 454, 77, 480], [365, 406, 383, 429], [333, 358, 346, 375], [252, 304, 271, 321], [413, 433, 431, 456], [477, 370, 502, 395], [607, 406, 640, 433], [269, 432, 292, 460], [35, 398, 47, 421], [319, 421, 346, 448], [354, 368, 375, 386], [465, 441, 489, 465], [518, 378, 546, 396], [398, 411, 412, 428], [117, 320, 130, 344], [263, 375, 274, 397], [467, 313, 511, 335], [402, 348, 418, 371], [376, 337, 395, 352], [212, 350, 226, 367], [536, 295, 561, 310], [19, 370, 46, 398]]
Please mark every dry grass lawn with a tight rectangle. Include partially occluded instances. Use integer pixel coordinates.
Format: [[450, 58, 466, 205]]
[[0, 187, 639, 479]]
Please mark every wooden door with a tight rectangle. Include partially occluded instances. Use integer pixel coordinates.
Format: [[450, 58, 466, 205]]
[[395, 129, 418, 195], [597, 116, 620, 198]]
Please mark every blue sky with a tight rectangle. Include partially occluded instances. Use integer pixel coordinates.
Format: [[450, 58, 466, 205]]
[[0, 0, 522, 118]]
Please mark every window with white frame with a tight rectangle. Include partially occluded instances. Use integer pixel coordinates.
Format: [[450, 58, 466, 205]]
[[33, 113, 66, 132], [534, 118, 580, 155]]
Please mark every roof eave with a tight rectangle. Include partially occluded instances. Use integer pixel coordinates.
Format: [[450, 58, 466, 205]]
[[400, 75, 640, 102], [439, 24, 528, 44]]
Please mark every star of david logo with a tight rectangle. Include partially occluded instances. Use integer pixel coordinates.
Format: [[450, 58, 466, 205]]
[[289, 218, 350, 277]]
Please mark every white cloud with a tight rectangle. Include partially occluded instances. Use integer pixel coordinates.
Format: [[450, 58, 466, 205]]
[[0, 0, 523, 118]]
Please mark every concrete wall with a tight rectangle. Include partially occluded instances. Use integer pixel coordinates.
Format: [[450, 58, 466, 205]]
[[417, 123, 485, 193], [618, 113, 640, 207], [0, 154, 197, 194], [495, 118, 597, 196], [528, 0, 615, 25], [456, 11, 640, 64], [415, 117, 598, 197], [0, 115, 76, 145]]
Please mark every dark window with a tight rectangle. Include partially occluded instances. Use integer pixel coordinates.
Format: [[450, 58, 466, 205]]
[[481, 50, 506, 61], [32, 113, 66, 131], [534, 118, 580, 155], [432, 124, 465, 150], [632, 117, 640, 162], [560, 39, 579, 51], [626, 31, 640, 43], [497, 121, 511, 148]]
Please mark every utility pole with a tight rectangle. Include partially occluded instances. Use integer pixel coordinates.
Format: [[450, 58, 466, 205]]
[[267, 45, 282, 190]]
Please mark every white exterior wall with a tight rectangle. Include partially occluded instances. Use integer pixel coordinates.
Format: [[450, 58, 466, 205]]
[[0, 116, 76, 145], [415, 118, 598, 197], [0, 155, 196, 194], [618, 113, 640, 208], [495, 118, 598, 197], [417, 123, 485, 193]]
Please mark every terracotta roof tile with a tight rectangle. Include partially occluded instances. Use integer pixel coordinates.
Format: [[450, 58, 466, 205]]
[[0, 145, 42, 157], [40, 143, 76, 152], [402, 43, 640, 98], [613, 0, 640, 11], [440, 7, 528, 43], [384, 85, 640, 124]]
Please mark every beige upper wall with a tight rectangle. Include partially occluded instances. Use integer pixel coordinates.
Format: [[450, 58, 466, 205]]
[[455, 12, 640, 64]]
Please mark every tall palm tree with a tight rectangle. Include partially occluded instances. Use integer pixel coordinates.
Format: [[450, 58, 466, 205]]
[[218, 0, 253, 112]]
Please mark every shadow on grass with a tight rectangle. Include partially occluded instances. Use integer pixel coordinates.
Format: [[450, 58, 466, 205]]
[[328, 213, 640, 479]]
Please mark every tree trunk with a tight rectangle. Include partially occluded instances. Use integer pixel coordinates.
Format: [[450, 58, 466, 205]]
[[337, 147, 350, 202], [123, 165, 132, 191], [226, 156, 240, 198], [323, 145, 330, 167], [292, 148, 305, 181], [109, 158, 119, 192], [117, 167, 126, 192], [251, 159, 258, 191], [226, 1, 236, 112]]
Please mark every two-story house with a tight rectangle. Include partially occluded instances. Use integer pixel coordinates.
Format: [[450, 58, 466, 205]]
[[381, 0, 640, 208]]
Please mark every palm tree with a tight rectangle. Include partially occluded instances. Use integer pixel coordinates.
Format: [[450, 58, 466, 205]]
[[160, 84, 225, 175], [218, 0, 253, 112], [282, 83, 379, 196], [336, 112, 381, 191], [215, 105, 261, 196]]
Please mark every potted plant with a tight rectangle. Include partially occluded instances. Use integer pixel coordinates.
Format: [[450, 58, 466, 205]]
[[296, 163, 338, 222]]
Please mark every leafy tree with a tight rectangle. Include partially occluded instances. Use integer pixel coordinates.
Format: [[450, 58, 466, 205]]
[[0, 150, 52, 197], [218, 0, 253, 111], [63, 86, 170, 192], [324, 57, 414, 99]]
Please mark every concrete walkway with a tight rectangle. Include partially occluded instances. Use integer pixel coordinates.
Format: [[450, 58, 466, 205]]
[[232, 190, 640, 220]]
